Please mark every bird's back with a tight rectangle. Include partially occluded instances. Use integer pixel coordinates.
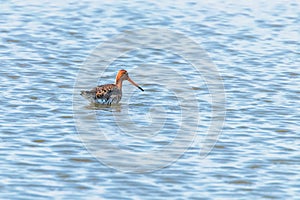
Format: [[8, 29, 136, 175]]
[[81, 84, 122, 104]]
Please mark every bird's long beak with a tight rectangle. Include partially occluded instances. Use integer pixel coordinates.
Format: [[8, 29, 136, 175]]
[[128, 77, 144, 91]]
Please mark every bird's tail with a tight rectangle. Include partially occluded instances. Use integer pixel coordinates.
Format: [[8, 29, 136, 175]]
[[80, 91, 95, 102]]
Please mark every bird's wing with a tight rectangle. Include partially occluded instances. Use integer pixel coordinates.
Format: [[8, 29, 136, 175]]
[[94, 84, 117, 101]]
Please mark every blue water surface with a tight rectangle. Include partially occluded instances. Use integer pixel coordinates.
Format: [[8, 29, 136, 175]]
[[1, 0, 299, 199]]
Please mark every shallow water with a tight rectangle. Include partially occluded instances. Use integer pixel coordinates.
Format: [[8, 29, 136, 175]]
[[1, 0, 300, 199]]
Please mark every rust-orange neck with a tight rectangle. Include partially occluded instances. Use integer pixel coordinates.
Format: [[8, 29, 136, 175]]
[[115, 73, 124, 89]]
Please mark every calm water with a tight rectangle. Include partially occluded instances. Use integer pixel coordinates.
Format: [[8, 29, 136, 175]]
[[1, 0, 300, 199]]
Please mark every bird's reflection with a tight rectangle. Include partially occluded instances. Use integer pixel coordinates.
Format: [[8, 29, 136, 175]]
[[84, 103, 122, 112]]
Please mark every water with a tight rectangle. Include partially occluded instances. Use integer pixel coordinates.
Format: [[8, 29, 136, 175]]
[[1, 0, 299, 199]]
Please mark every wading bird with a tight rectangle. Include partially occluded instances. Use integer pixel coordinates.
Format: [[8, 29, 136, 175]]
[[80, 69, 144, 104]]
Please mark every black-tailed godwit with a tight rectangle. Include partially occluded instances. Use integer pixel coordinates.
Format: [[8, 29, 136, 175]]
[[80, 69, 144, 104]]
